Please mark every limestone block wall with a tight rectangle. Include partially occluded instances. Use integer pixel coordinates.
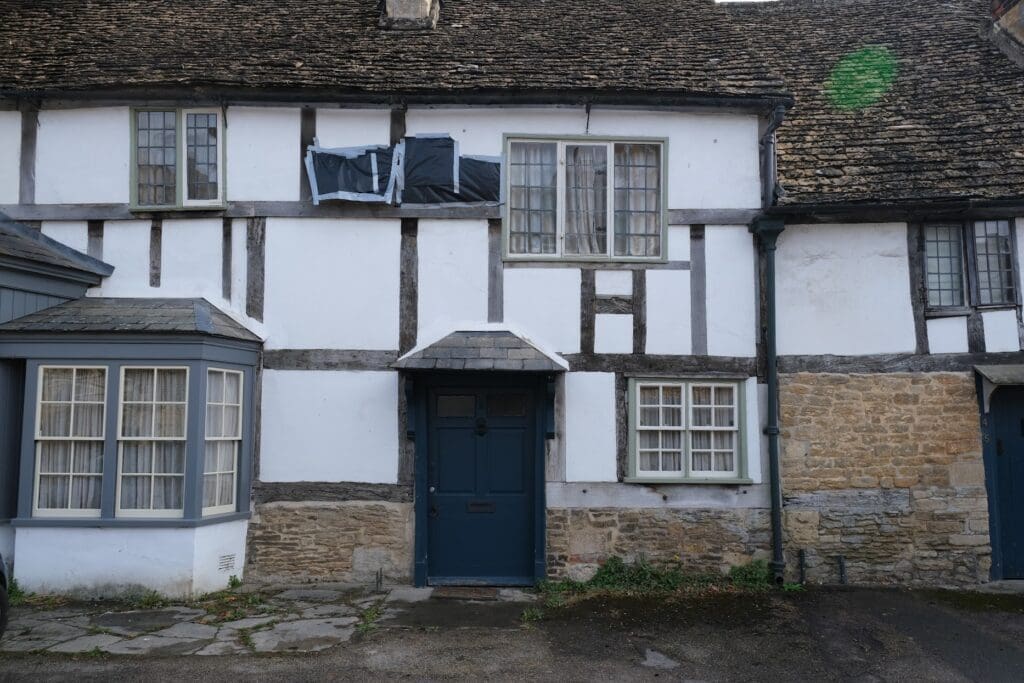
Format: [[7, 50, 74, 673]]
[[245, 501, 414, 583], [780, 372, 990, 586], [546, 508, 771, 581]]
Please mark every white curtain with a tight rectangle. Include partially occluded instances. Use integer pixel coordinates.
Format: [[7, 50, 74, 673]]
[[613, 144, 661, 258], [564, 145, 607, 255], [37, 368, 105, 510], [509, 142, 557, 254]]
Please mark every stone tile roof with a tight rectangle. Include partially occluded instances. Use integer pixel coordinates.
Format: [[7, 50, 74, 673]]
[[0, 297, 261, 342], [723, 0, 1024, 206], [394, 331, 564, 371], [0, 0, 788, 101], [0, 219, 112, 279]]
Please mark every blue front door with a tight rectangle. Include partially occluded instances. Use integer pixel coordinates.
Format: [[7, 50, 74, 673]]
[[427, 383, 537, 585], [991, 386, 1024, 578]]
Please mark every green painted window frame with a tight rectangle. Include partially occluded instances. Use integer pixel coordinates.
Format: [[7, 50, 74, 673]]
[[625, 377, 751, 485], [502, 134, 670, 264], [130, 107, 227, 211]]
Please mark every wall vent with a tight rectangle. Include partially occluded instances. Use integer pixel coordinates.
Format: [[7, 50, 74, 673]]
[[218, 554, 237, 572]]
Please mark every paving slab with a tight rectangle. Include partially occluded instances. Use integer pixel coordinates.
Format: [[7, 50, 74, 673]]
[[90, 607, 205, 637], [0, 621, 88, 652], [217, 615, 279, 631], [150, 621, 219, 640], [249, 617, 358, 653], [48, 634, 124, 653], [384, 587, 433, 604], [641, 649, 680, 670], [300, 604, 358, 619], [101, 635, 212, 656]]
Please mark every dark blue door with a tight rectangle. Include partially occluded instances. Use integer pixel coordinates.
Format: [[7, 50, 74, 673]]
[[427, 384, 536, 585], [992, 387, 1024, 578]]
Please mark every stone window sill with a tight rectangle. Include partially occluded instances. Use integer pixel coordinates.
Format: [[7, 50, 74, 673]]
[[623, 477, 754, 486], [12, 510, 251, 529]]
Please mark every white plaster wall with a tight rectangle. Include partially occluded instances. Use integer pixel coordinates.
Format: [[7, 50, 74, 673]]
[[983, 309, 1020, 352], [226, 107, 301, 201], [417, 219, 489, 340], [667, 225, 691, 261], [927, 316, 969, 354], [405, 107, 761, 208], [263, 218, 400, 349], [745, 378, 764, 485], [705, 225, 757, 357], [776, 223, 917, 355], [36, 107, 130, 204], [316, 109, 391, 149], [89, 220, 154, 297], [41, 221, 89, 254], [504, 268, 581, 353], [564, 372, 618, 482], [159, 218, 223, 301], [193, 519, 249, 593], [14, 527, 196, 597], [595, 270, 632, 296], [646, 270, 692, 355], [260, 370, 399, 483], [595, 314, 633, 353], [0, 110, 20, 204]]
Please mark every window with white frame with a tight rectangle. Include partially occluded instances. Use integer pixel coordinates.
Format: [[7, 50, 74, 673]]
[[922, 220, 1019, 311], [117, 367, 188, 517], [133, 109, 223, 208], [630, 379, 743, 481], [203, 369, 242, 515], [506, 138, 664, 260], [34, 367, 106, 516]]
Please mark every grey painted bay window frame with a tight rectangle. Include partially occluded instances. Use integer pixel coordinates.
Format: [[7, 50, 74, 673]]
[[130, 107, 226, 210], [3, 335, 257, 528], [919, 219, 1021, 317], [502, 134, 669, 263], [625, 377, 750, 485]]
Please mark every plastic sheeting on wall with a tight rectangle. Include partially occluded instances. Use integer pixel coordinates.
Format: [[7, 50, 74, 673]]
[[304, 135, 500, 206]]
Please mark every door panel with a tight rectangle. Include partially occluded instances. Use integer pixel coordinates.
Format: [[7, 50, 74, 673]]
[[992, 386, 1024, 578], [427, 383, 537, 584]]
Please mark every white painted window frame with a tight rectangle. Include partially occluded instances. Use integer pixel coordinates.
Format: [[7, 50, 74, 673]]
[[132, 107, 225, 209], [115, 366, 189, 519], [633, 380, 687, 480], [202, 368, 243, 516], [33, 365, 107, 519], [629, 379, 744, 483], [504, 136, 667, 262]]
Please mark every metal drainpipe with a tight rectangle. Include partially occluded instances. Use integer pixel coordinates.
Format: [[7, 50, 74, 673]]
[[753, 216, 786, 584]]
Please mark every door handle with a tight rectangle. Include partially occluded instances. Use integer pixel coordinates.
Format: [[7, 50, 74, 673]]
[[429, 506, 438, 518]]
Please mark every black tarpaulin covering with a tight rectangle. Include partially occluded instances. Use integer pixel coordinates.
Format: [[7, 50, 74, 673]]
[[305, 136, 500, 205]]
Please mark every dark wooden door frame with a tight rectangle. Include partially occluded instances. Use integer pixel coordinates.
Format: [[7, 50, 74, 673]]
[[977, 376, 1022, 580], [407, 371, 554, 587]]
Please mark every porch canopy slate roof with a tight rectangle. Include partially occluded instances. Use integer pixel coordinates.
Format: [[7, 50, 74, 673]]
[[0, 218, 113, 280], [0, 297, 261, 342], [0, 0, 788, 103], [394, 331, 566, 372], [723, 0, 1024, 206]]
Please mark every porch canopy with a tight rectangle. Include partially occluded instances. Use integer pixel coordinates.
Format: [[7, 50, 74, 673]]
[[393, 329, 567, 372], [975, 364, 1024, 412]]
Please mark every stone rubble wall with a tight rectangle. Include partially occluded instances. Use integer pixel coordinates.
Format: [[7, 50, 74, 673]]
[[547, 508, 771, 581], [780, 372, 990, 586], [245, 500, 413, 583]]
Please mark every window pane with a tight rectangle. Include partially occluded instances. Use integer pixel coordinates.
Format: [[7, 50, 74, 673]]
[[661, 406, 682, 427], [692, 451, 712, 472], [613, 144, 661, 257], [662, 386, 682, 405], [38, 475, 69, 509], [39, 403, 72, 437], [203, 474, 218, 507], [136, 110, 177, 206], [75, 369, 106, 402], [122, 404, 154, 437], [70, 475, 102, 509], [156, 369, 187, 402], [208, 370, 225, 403], [186, 112, 219, 201], [74, 442, 104, 473], [973, 220, 1016, 306], [73, 403, 104, 438], [121, 442, 152, 473], [639, 386, 660, 405], [155, 404, 186, 438], [121, 476, 151, 509], [218, 442, 235, 472], [564, 145, 608, 256], [437, 395, 475, 418], [640, 407, 660, 426], [39, 442, 71, 473], [154, 442, 185, 474], [924, 224, 965, 308], [124, 369, 154, 402], [153, 476, 184, 510], [638, 431, 659, 449], [217, 473, 234, 507], [42, 368, 74, 401], [508, 142, 557, 255], [692, 407, 712, 427], [639, 451, 659, 471], [222, 405, 240, 437], [692, 386, 712, 406], [661, 451, 682, 472]]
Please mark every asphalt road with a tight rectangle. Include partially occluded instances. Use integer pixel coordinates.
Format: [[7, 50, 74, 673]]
[[2, 587, 1024, 681]]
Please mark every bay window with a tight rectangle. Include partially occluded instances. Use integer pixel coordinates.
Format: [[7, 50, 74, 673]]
[[506, 137, 666, 260], [203, 369, 242, 515]]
